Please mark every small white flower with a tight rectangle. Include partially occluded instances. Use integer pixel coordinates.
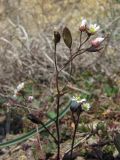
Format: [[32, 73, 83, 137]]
[[81, 19, 87, 26], [71, 97, 87, 104], [17, 82, 25, 91], [79, 18, 87, 32], [28, 96, 34, 102], [82, 102, 91, 111], [79, 98, 87, 103], [70, 96, 91, 112], [71, 96, 81, 103], [13, 82, 25, 98], [87, 23, 100, 34]]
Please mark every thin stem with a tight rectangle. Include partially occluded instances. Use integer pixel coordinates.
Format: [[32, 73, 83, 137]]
[[80, 35, 90, 47], [39, 120, 57, 143], [78, 31, 82, 49], [56, 95, 60, 160], [54, 43, 60, 160], [70, 113, 81, 159], [59, 49, 86, 73], [69, 48, 72, 76]]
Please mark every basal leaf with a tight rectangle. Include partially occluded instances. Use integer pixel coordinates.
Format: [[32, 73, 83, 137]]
[[47, 111, 56, 120]]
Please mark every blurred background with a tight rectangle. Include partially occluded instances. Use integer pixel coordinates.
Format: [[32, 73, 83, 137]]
[[0, 0, 119, 95]]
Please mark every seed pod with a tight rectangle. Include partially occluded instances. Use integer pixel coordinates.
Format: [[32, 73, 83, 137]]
[[54, 31, 61, 44], [62, 27, 72, 49]]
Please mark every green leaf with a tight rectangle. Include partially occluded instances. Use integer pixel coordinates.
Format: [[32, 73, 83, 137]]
[[47, 111, 56, 120], [62, 27, 72, 49], [103, 84, 118, 97], [114, 134, 120, 154]]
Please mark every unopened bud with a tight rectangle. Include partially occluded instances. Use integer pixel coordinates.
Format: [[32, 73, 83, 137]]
[[91, 37, 104, 48], [79, 18, 87, 32], [54, 30, 61, 44]]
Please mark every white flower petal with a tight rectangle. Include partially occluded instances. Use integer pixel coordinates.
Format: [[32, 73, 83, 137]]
[[17, 82, 25, 91]]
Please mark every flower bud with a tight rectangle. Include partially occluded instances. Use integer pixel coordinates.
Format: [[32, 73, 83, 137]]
[[91, 37, 104, 48], [54, 30, 61, 44], [79, 18, 87, 32]]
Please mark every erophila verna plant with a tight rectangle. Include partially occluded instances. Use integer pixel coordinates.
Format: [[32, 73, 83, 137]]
[[13, 18, 106, 160]]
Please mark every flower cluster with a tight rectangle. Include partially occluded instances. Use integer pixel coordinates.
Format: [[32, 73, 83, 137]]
[[70, 96, 91, 113], [13, 82, 25, 98], [79, 18, 100, 35], [79, 18, 104, 49]]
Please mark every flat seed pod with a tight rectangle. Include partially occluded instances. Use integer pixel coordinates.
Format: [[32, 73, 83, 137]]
[[114, 133, 120, 154], [62, 27, 72, 49]]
